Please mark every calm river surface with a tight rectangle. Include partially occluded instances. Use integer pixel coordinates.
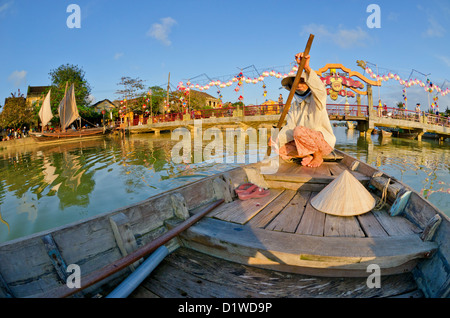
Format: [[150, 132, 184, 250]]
[[0, 125, 449, 243]]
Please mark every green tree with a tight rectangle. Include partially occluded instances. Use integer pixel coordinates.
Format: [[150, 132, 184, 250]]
[[0, 90, 34, 129], [115, 77, 146, 113], [48, 64, 92, 110], [146, 86, 166, 115], [37, 64, 100, 127]]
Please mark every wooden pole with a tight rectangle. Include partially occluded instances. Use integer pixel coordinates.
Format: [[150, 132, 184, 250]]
[[268, 34, 314, 156], [62, 82, 68, 132], [33, 198, 224, 298], [276, 34, 314, 130], [166, 72, 170, 116]]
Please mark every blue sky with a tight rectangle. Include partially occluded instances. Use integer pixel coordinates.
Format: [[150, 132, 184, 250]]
[[1, 0, 449, 111]]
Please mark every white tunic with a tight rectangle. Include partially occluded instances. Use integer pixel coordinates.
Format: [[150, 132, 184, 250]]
[[278, 70, 336, 150]]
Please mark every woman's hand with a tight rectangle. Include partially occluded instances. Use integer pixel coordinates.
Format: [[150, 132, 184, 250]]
[[295, 52, 311, 73]]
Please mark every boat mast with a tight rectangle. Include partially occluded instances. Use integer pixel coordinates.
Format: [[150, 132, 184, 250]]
[[62, 82, 68, 132]]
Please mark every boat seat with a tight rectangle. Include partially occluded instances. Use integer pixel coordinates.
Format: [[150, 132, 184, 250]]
[[262, 161, 370, 184], [179, 217, 437, 277]]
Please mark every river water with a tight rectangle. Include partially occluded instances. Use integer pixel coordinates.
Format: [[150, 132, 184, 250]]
[[0, 125, 449, 243]]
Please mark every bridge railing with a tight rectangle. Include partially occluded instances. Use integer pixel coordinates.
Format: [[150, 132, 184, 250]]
[[374, 106, 450, 127], [424, 113, 450, 127], [374, 106, 422, 122], [326, 104, 368, 117], [119, 103, 449, 128]]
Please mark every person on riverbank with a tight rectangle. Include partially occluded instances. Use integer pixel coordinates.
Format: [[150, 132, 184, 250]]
[[272, 52, 336, 168], [278, 94, 284, 113]]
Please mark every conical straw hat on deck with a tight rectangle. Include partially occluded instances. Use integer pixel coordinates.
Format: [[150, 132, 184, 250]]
[[311, 170, 375, 216]]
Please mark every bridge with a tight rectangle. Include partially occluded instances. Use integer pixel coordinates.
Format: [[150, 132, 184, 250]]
[[120, 103, 450, 142], [118, 62, 449, 141]]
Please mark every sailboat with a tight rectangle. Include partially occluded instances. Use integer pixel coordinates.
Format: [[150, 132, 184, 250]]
[[31, 84, 109, 142]]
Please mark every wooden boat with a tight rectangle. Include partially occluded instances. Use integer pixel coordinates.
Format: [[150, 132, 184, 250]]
[[346, 121, 355, 129], [381, 129, 392, 137], [0, 150, 448, 298], [31, 83, 111, 142], [392, 130, 419, 140], [30, 127, 110, 142]]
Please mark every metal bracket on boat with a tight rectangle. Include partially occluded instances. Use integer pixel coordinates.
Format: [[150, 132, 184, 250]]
[[350, 161, 360, 171], [389, 189, 411, 216], [420, 214, 442, 242], [42, 234, 69, 283]]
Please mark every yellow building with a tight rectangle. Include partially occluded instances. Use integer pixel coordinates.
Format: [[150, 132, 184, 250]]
[[26, 86, 50, 107]]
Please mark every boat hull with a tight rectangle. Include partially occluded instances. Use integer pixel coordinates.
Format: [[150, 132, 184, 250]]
[[392, 131, 418, 139], [30, 127, 108, 142], [0, 149, 448, 298]]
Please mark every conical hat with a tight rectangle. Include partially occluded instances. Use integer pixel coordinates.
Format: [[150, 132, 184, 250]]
[[311, 170, 375, 216]]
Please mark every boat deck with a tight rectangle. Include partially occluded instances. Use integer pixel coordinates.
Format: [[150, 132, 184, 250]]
[[178, 161, 437, 278]]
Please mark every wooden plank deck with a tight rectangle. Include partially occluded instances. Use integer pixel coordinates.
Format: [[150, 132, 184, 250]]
[[209, 187, 422, 239], [210, 161, 421, 239]]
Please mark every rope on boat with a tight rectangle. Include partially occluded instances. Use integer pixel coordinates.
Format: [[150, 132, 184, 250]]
[[374, 177, 391, 210]]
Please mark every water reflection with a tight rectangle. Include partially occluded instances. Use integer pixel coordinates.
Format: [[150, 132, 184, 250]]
[[0, 128, 449, 243]]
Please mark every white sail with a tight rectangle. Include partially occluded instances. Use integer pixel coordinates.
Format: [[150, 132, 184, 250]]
[[38, 89, 53, 128], [58, 84, 80, 131]]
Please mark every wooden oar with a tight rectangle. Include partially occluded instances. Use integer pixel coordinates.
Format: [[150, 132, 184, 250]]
[[33, 198, 224, 298], [268, 34, 314, 155]]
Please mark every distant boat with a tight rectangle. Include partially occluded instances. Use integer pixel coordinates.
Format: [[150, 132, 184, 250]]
[[346, 121, 355, 129], [392, 129, 418, 140], [422, 132, 439, 140], [31, 84, 110, 142]]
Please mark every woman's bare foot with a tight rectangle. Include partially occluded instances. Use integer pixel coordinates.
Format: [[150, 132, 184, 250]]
[[306, 152, 323, 167], [301, 155, 313, 166]]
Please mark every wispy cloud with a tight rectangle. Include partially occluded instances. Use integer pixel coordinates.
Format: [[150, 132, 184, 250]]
[[8, 70, 27, 87], [0, 1, 13, 16], [147, 17, 177, 46], [301, 24, 370, 49], [423, 17, 445, 38], [114, 52, 124, 60], [417, 4, 446, 38], [436, 55, 450, 68]]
